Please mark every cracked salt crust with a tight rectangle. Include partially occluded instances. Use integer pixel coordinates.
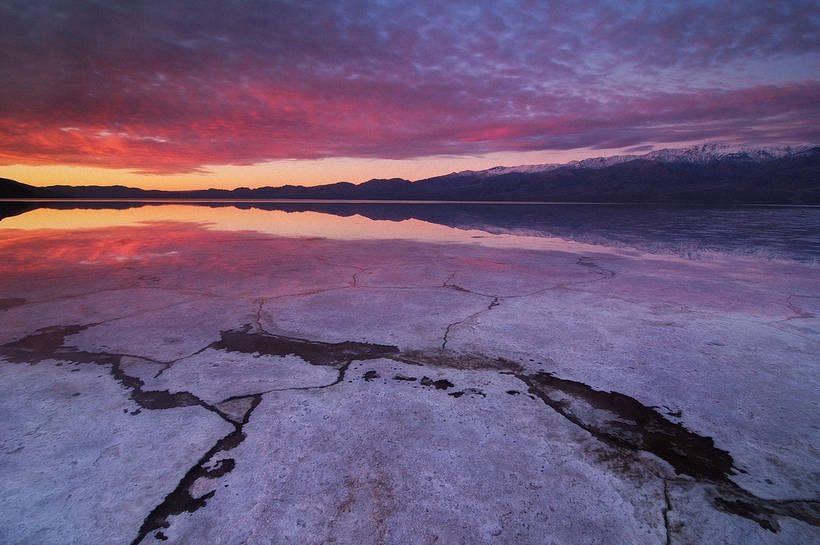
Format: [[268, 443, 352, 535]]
[[0, 221, 818, 545]]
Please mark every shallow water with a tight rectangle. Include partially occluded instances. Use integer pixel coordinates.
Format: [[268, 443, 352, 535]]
[[1, 200, 818, 544], [2, 201, 819, 262]]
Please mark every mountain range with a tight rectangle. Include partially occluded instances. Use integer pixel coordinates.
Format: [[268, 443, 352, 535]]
[[2, 144, 819, 204]]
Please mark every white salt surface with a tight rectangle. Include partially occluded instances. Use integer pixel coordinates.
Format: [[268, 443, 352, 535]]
[[0, 218, 817, 544]]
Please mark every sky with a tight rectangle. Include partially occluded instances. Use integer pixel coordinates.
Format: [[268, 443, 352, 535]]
[[0, 0, 818, 190]]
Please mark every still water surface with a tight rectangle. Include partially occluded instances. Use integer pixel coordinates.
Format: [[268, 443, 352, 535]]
[[1, 202, 818, 262]]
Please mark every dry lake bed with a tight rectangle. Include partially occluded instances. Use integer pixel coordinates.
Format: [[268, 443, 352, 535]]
[[0, 204, 818, 544]]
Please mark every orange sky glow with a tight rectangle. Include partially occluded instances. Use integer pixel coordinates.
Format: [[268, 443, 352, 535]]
[[1, 147, 646, 190]]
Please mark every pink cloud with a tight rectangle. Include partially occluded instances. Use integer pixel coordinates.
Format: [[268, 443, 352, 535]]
[[0, 1, 817, 174]]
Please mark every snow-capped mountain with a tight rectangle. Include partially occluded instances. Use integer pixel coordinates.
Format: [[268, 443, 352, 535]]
[[4, 143, 818, 204], [453, 154, 639, 178], [642, 143, 814, 164], [451, 143, 815, 178]]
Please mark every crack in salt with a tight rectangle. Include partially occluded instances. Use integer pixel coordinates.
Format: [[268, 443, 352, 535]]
[[0, 324, 270, 544], [576, 256, 616, 279], [662, 480, 673, 545], [516, 370, 820, 532], [0, 324, 233, 416], [519, 371, 737, 481], [441, 296, 501, 350], [3, 324, 818, 536], [350, 266, 367, 288], [129, 394, 263, 545], [442, 271, 456, 288]]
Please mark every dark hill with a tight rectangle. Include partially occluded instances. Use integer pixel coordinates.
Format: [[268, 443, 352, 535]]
[[0, 178, 51, 198], [3, 145, 819, 204]]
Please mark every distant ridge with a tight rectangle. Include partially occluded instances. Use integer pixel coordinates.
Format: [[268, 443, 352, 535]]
[[0, 177, 52, 198], [2, 144, 819, 204], [450, 144, 816, 178]]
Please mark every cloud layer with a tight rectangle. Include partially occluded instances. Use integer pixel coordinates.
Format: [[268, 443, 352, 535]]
[[1, 0, 818, 173]]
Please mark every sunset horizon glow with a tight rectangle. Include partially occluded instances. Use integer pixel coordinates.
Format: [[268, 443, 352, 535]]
[[2, 146, 662, 190], [1, 1, 818, 190]]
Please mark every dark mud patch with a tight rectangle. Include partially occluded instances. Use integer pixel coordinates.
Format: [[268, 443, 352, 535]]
[[363, 370, 380, 381], [0, 297, 26, 311], [393, 375, 417, 381], [519, 371, 820, 531], [397, 350, 524, 372], [449, 388, 485, 398], [664, 406, 683, 418], [0, 325, 216, 413], [129, 387, 201, 411], [419, 376, 454, 390], [131, 395, 262, 545], [210, 330, 399, 367], [0, 324, 95, 363], [519, 372, 735, 481], [712, 486, 820, 532]]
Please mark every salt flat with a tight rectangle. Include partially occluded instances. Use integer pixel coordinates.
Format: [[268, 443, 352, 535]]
[[1, 220, 818, 544]]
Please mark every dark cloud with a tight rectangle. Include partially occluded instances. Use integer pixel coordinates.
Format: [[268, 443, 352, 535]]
[[0, 0, 817, 172]]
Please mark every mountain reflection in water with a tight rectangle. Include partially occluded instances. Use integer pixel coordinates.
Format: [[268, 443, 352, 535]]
[[1, 201, 818, 262]]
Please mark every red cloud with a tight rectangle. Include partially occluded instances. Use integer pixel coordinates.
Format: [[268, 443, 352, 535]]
[[0, 1, 817, 174]]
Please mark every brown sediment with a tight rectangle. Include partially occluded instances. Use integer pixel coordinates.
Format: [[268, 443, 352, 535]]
[[396, 349, 524, 372], [518, 371, 735, 481], [209, 329, 399, 366], [712, 487, 820, 533], [419, 376, 454, 390], [517, 371, 820, 532], [4, 323, 817, 535], [448, 388, 485, 398]]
